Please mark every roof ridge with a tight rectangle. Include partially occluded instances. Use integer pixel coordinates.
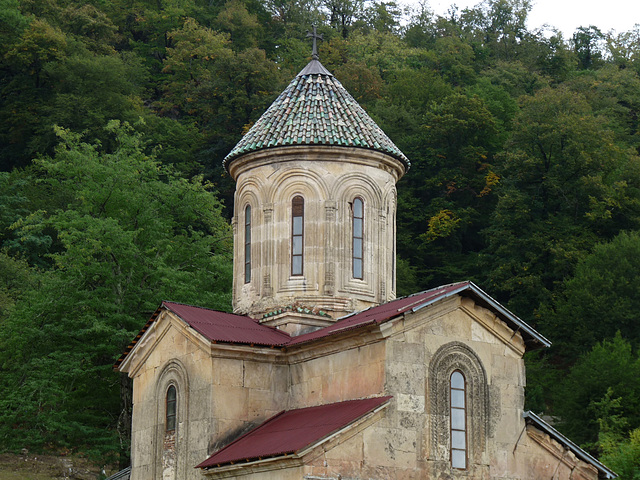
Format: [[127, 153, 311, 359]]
[[162, 300, 251, 318]]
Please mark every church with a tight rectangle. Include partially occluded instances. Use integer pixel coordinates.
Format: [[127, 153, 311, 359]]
[[114, 34, 617, 480]]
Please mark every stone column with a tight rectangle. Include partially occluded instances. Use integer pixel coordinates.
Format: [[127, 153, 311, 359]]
[[262, 203, 273, 298], [324, 200, 337, 295]]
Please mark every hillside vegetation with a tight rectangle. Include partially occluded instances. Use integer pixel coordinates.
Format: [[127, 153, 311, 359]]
[[1, 0, 640, 476]]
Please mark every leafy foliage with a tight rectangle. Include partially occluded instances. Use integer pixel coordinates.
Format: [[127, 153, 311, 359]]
[[545, 231, 640, 361], [0, 122, 232, 461], [553, 334, 640, 447], [2, 0, 640, 471]]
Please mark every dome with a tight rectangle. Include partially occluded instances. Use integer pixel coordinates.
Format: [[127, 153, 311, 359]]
[[224, 59, 409, 168]]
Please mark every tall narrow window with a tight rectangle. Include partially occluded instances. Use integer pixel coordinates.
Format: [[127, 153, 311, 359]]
[[166, 385, 177, 432], [450, 370, 467, 469], [352, 197, 364, 279], [291, 196, 304, 276], [244, 205, 251, 283]]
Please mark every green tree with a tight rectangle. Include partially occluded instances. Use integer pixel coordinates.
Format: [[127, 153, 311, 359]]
[[363, 1, 402, 34], [606, 26, 640, 72], [600, 426, 640, 480], [593, 390, 640, 480], [553, 334, 640, 447], [397, 92, 501, 288], [214, 0, 263, 51], [323, 0, 364, 38], [0, 170, 54, 268], [572, 25, 605, 70], [482, 86, 640, 320], [0, 252, 35, 321], [545, 232, 640, 360], [0, 121, 232, 461], [0, 0, 29, 46], [567, 65, 640, 152], [459, 0, 533, 64], [158, 18, 284, 166]]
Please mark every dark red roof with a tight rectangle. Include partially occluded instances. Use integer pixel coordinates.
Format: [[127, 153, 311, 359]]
[[116, 281, 550, 369], [286, 281, 550, 349], [162, 302, 291, 346], [287, 282, 469, 346], [197, 396, 392, 469]]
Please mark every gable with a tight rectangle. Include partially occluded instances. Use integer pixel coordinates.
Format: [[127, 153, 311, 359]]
[[117, 308, 211, 377], [116, 301, 291, 374], [117, 282, 549, 376]]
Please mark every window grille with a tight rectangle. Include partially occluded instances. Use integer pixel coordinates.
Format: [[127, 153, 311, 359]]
[[244, 205, 251, 283], [291, 196, 304, 276], [450, 370, 467, 469], [352, 198, 364, 279]]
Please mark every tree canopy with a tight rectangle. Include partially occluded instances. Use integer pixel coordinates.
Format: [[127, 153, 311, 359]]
[[2, 0, 640, 474]]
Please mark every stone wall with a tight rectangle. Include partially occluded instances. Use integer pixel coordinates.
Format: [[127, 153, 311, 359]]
[[289, 341, 386, 408], [128, 296, 601, 480], [229, 146, 403, 318], [127, 311, 214, 480]]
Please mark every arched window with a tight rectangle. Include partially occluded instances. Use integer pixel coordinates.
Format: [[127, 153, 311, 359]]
[[291, 196, 304, 276], [450, 370, 466, 469], [244, 205, 251, 283], [166, 385, 177, 432], [352, 197, 364, 279]]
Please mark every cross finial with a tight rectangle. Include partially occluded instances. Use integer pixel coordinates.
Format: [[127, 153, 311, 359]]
[[306, 25, 323, 60]]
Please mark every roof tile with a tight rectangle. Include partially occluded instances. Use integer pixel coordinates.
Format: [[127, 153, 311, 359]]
[[224, 59, 409, 167]]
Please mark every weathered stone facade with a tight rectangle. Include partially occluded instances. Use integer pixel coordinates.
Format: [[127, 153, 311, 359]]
[[118, 55, 615, 480], [229, 146, 403, 321], [121, 294, 606, 479]]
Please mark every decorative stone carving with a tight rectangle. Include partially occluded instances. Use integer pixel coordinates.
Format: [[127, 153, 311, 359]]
[[325, 200, 336, 221], [262, 273, 272, 297], [262, 203, 273, 223], [428, 342, 489, 465]]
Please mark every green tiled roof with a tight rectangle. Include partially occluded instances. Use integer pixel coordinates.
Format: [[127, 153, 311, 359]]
[[224, 59, 409, 167]]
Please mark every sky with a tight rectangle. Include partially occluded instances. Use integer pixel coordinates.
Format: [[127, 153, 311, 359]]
[[401, 0, 640, 38]]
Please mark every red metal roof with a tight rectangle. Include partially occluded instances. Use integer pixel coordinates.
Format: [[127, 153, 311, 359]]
[[287, 281, 470, 346], [116, 281, 550, 370], [197, 396, 392, 469], [162, 302, 291, 346]]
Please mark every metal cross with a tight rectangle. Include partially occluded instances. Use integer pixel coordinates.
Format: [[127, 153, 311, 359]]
[[306, 25, 323, 60]]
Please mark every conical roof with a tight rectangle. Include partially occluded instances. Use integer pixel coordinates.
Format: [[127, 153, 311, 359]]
[[224, 59, 409, 167]]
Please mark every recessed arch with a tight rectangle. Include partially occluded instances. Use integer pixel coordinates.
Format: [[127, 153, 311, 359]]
[[264, 167, 329, 203], [330, 172, 384, 209], [154, 360, 190, 479], [429, 342, 488, 467], [234, 176, 270, 212], [352, 196, 364, 279]]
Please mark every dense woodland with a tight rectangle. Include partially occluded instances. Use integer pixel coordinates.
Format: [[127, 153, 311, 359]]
[[1, 0, 640, 475]]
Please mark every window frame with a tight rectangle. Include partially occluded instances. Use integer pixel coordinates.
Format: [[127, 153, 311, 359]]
[[166, 385, 177, 432], [450, 370, 467, 470], [244, 204, 251, 283], [352, 197, 364, 279], [291, 196, 304, 276]]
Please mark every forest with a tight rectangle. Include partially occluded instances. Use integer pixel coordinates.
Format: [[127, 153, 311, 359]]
[[1, 0, 640, 476]]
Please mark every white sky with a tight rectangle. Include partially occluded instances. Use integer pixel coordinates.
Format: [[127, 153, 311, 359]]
[[401, 0, 640, 38]]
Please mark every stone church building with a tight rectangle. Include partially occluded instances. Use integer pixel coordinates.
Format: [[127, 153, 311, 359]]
[[115, 45, 617, 479]]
